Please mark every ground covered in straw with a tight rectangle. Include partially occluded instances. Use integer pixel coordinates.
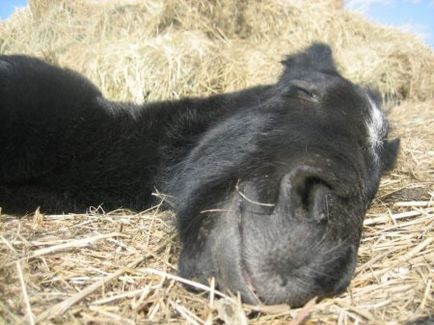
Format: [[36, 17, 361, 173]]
[[1, 1, 433, 324]]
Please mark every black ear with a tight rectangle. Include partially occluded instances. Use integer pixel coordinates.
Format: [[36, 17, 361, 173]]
[[281, 42, 337, 74], [381, 138, 400, 172], [284, 79, 320, 103]]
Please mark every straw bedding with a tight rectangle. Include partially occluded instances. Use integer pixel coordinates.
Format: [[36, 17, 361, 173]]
[[0, 1, 433, 323]]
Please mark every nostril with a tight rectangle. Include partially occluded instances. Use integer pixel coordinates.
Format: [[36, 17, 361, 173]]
[[295, 176, 331, 223], [297, 177, 319, 210], [278, 167, 333, 222], [309, 181, 331, 222]]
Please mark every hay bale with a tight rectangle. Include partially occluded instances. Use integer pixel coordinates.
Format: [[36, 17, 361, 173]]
[[0, 1, 433, 323], [1, 0, 433, 101]]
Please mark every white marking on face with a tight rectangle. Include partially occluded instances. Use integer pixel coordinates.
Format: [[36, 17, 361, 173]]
[[366, 95, 387, 163]]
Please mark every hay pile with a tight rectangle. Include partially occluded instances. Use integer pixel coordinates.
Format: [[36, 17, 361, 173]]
[[0, 0, 433, 323], [1, 0, 434, 102]]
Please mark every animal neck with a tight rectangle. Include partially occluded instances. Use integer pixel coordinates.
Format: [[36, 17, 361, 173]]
[[138, 84, 273, 169]]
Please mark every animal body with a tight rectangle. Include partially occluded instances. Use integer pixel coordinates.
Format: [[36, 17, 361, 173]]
[[0, 44, 399, 306]]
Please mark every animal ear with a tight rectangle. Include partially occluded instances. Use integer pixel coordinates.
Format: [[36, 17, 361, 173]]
[[281, 42, 337, 74], [381, 138, 400, 172], [284, 79, 320, 103]]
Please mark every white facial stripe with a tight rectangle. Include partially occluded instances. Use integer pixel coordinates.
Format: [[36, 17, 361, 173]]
[[366, 95, 387, 163]]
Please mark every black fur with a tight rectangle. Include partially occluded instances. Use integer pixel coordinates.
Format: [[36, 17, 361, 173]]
[[0, 43, 399, 306]]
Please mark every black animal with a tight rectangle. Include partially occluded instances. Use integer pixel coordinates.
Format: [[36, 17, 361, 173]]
[[0, 44, 399, 306]]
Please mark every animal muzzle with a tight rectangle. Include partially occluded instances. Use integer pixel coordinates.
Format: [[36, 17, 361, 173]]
[[220, 166, 359, 306], [178, 166, 361, 306]]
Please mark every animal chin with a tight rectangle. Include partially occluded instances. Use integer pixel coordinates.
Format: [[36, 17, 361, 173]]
[[211, 208, 358, 306], [243, 243, 357, 306]]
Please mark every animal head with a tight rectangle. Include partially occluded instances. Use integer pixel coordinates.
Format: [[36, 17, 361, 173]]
[[168, 43, 399, 306]]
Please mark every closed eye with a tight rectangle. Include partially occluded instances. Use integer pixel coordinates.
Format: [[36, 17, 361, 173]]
[[294, 87, 319, 102]]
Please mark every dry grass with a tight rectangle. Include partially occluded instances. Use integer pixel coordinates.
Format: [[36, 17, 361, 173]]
[[1, 0, 434, 102], [0, 0, 433, 324]]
